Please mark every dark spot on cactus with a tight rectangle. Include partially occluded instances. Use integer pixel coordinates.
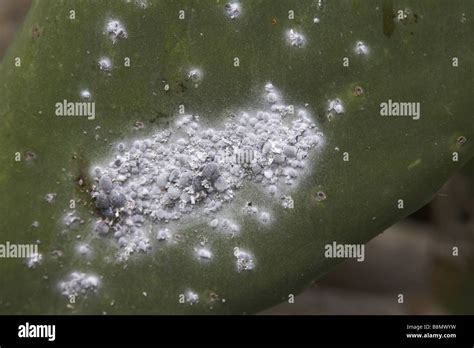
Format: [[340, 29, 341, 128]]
[[271, 17, 277, 26], [32, 24, 42, 39], [24, 150, 36, 162], [353, 86, 364, 96], [77, 176, 86, 187], [457, 136, 467, 146], [209, 292, 220, 301], [134, 121, 145, 130], [316, 191, 327, 201], [178, 81, 187, 93]]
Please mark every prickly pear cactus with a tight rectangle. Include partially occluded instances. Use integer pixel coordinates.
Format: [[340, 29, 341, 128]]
[[0, 0, 472, 314]]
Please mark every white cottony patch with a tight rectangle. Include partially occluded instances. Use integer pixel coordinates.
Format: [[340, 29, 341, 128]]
[[105, 19, 128, 43], [281, 195, 294, 209], [26, 252, 43, 268], [185, 290, 199, 304], [313, 17, 320, 24], [76, 244, 92, 257], [224, 2, 241, 19], [88, 84, 323, 261], [242, 203, 272, 225], [125, 0, 149, 9], [156, 228, 171, 241], [354, 41, 369, 55], [44, 193, 57, 204], [116, 229, 151, 262], [209, 219, 219, 228], [287, 29, 306, 47], [234, 247, 255, 272], [80, 90, 91, 100], [259, 211, 271, 224], [197, 248, 212, 259], [328, 99, 344, 115], [98, 57, 112, 71], [59, 272, 100, 298], [62, 211, 81, 227], [207, 217, 240, 235], [187, 68, 202, 81]]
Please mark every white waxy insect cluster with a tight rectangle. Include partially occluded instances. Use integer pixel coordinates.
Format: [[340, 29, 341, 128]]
[[80, 89, 91, 100], [105, 19, 128, 43], [59, 272, 100, 298], [224, 2, 241, 19], [287, 29, 306, 47], [44, 193, 57, 203], [354, 41, 369, 55], [26, 252, 43, 268], [328, 99, 345, 115], [234, 248, 255, 272], [89, 84, 323, 264], [185, 291, 199, 304], [98, 57, 112, 71]]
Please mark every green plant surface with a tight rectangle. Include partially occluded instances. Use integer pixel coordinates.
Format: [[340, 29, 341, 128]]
[[0, 0, 472, 314]]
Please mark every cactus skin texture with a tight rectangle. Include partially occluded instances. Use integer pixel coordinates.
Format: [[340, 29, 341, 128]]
[[0, 0, 472, 314]]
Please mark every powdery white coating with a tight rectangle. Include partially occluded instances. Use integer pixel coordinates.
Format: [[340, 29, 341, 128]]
[[208, 217, 240, 236], [124, 0, 149, 8], [133, 0, 149, 9], [209, 219, 219, 228], [116, 229, 151, 262], [197, 248, 212, 259], [234, 248, 255, 271], [59, 272, 100, 298], [98, 57, 112, 71], [187, 68, 202, 81], [44, 193, 57, 203], [224, 2, 241, 19], [328, 99, 344, 115], [76, 244, 92, 256], [185, 291, 199, 304], [156, 228, 171, 241], [26, 252, 42, 268], [94, 220, 110, 236], [80, 90, 91, 100], [62, 211, 81, 226], [281, 195, 294, 209], [354, 41, 369, 55], [242, 203, 271, 225], [105, 19, 128, 43], [259, 211, 271, 224], [287, 29, 306, 48], [89, 84, 323, 261]]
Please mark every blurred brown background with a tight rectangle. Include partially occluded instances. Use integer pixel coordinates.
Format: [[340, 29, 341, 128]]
[[2, 0, 473, 315]]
